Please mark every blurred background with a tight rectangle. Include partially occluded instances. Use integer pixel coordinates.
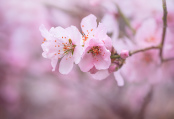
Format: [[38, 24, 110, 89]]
[[1, 0, 174, 119]]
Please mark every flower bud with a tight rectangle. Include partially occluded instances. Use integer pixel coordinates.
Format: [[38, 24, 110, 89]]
[[108, 64, 119, 73], [120, 50, 129, 59], [89, 66, 98, 74]]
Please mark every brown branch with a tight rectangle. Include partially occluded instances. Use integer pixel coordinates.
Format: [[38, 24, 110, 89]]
[[129, 45, 161, 56], [159, 0, 168, 62], [163, 58, 174, 62]]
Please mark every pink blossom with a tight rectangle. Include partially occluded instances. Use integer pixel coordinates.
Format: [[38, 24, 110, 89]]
[[40, 24, 83, 74], [78, 14, 112, 72]]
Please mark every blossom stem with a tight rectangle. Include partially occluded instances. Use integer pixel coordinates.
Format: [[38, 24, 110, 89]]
[[129, 45, 161, 56], [110, 55, 120, 59], [159, 0, 168, 62]]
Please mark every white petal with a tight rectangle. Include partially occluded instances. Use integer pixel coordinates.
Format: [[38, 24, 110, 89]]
[[73, 45, 83, 64], [51, 58, 58, 71], [66, 26, 82, 45], [81, 14, 97, 35], [59, 54, 74, 74], [39, 24, 53, 41]]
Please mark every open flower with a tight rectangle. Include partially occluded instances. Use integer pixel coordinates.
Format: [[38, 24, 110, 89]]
[[78, 14, 112, 72], [39, 25, 83, 74]]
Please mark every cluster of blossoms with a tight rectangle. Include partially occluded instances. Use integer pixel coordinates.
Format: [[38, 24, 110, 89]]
[[40, 14, 129, 85]]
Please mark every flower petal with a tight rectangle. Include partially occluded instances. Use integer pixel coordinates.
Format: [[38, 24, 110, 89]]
[[94, 54, 111, 70], [94, 47, 111, 70], [66, 26, 82, 45], [114, 71, 124, 86], [90, 70, 110, 80], [94, 23, 112, 50], [39, 24, 53, 41], [51, 58, 58, 71], [59, 54, 74, 74], [73, 45, 83, 64], [81, 14, 97, 35], [78, 53, 94, 72], [49, 26, 68, 39]]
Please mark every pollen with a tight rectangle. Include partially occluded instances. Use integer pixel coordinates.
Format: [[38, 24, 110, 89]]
[[55, 40, 57, 42], [82, 25, 84, 27], [44, 38, 46, 41], [91, 29, 93, 31], [88, 46, 101, 56]]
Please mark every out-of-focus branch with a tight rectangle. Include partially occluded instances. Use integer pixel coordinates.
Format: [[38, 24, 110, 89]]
[[135, 85, 154, 119], [116, 4, 136, 35], [163, 58, 174, 62], [129, 45, 161, 56], [43, 1, 82, 17], [159, 0, 168, 62]]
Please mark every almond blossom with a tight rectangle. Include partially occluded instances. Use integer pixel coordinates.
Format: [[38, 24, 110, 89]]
[[78, 14, 112, 72], [39, 24, 83, 74]]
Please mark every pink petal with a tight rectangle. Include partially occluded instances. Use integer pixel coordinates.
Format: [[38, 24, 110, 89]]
[[81, 14, 97, 35], [94, 23, 112, 50], [66, 26, 82, 45], [73, 45, 83, 64], [59, 54, 74, 74], [91, 70, 110, 80], [114, 71, 124, 86], [94, 54, 111, 70], [94, 47, 111, 70], [78, 53, 94, 72]]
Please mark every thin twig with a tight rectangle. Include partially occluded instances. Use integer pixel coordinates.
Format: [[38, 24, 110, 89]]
[[129, 45, 161, 56], [159, 0, 168, 62]]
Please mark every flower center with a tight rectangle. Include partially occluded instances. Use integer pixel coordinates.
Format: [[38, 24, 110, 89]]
[[88, 46, 101, 56], [145, 36, 156, 43], [63, 39, 75, 55]]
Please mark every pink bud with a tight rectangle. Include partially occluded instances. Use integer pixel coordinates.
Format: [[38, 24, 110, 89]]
[[120, 50, 129, 59], [108, 64, 119, 73], [89, 66, 98, 74]]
